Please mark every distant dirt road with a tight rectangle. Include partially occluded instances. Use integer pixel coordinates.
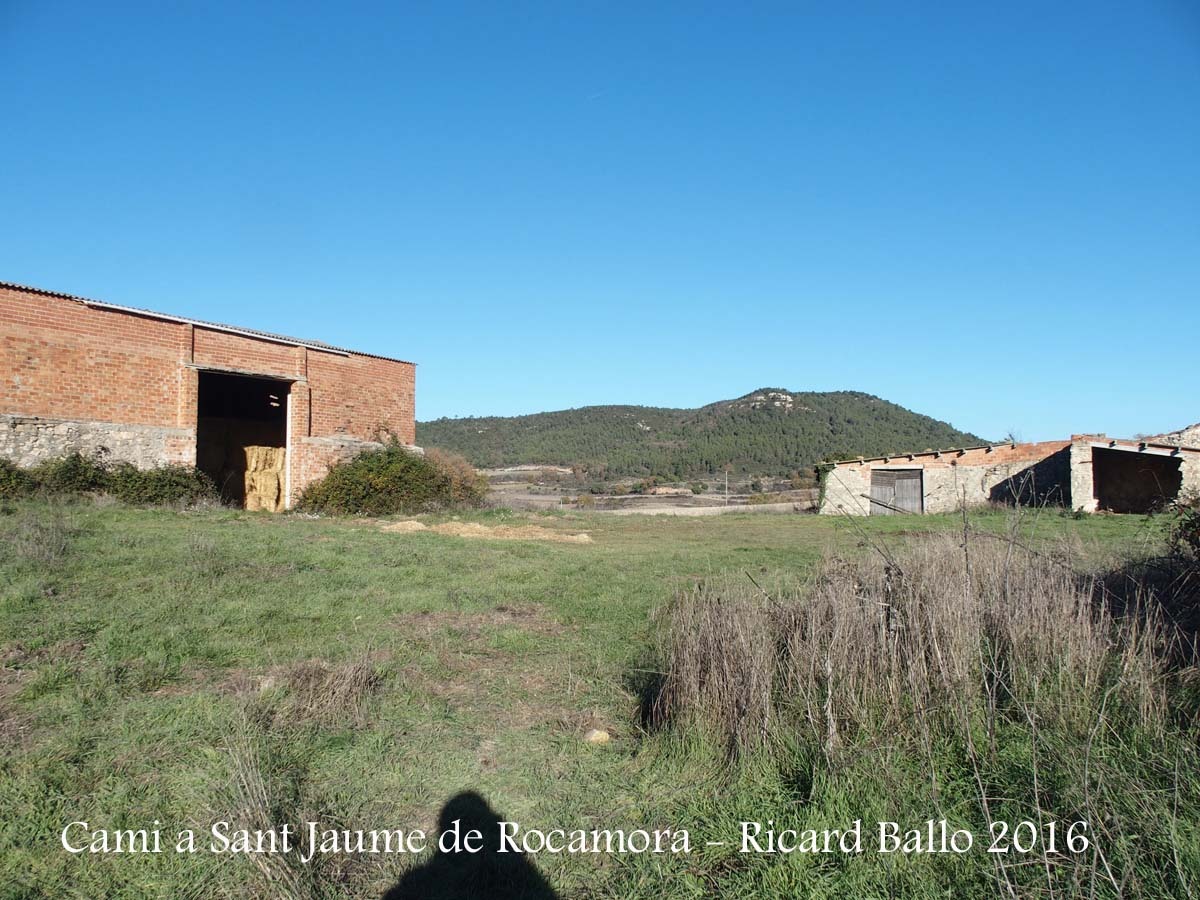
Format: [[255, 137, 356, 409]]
[[595, 501, 809, 516]]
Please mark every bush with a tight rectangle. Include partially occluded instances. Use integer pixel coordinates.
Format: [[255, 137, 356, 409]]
[[29, 452, 109, 494], [423, 448, 489, 507], [0, 452, 218, 506], [630, 477, 659, 495], [106, 462, 218, 506], [298, 445, 486, 516], [0, 459, 36, 499]]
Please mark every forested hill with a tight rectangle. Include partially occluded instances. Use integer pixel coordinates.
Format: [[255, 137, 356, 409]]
[[416, 389, 986, 479]]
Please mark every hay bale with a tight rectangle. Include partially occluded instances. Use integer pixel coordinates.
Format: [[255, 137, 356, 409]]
[[243, 446, 285, 512]]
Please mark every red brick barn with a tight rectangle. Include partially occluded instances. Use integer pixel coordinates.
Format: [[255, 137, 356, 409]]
[[1, 281, 416, 509]]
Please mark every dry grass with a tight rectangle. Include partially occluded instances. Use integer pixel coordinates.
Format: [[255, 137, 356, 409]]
[[652, 529, 1199, 896], [654, 531, 1178, 752], [223, 719, 316, 900], [381, 519, 593, 543], [277, 658, 384, 726], [652, 577, 779, 749], [221, 657, 385, 729], [3, 505, 74, 566]]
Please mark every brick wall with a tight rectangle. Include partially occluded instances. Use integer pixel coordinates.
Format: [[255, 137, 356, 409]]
[[0, 283, 416, 506], [2, 287, 185, 427], [306, 350, 416, 444]]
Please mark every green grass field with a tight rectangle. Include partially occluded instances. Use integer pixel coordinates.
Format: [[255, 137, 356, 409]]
[[0, 500, 1187, 898]]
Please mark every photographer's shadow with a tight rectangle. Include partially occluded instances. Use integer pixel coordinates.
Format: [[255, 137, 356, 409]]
[[383, 792, 559, 899]]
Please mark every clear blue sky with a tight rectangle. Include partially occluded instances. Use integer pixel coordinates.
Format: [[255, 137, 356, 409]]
[[2, 1, 1197, 441]]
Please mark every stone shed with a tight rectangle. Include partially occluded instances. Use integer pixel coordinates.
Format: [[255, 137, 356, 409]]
[[820, 435, 1200, 516], [1, 280, 416, 509]]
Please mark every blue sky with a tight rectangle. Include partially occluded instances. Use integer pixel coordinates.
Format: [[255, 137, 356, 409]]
[[2, 1, 1197, 440]]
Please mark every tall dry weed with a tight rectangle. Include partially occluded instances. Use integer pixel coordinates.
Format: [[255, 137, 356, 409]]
[[654, 531, 1174, 753]]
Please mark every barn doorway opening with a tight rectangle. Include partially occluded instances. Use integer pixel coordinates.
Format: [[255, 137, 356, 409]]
[[1093, 448, 1182, 514], [196, 371, 289, 510], [870, 468, 923, 515]]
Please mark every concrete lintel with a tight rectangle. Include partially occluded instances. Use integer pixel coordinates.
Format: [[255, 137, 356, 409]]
[[185, 362, 306, 383], [1087, 440, 1192, 459]]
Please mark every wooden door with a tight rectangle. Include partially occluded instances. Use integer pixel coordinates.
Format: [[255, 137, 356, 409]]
[[870, 470, 896, 515], [893, 469, 923, 513], [870, 469, 923, 514]]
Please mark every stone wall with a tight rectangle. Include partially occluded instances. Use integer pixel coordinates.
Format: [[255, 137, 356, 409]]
[[0, 414, 192, 469], [1069, 440, 1098, 512], [919, 453, 1069, 513], [1151, 422, 1200, 448], [820, 463, 872, 515], [1184, 454, 1200, 500]]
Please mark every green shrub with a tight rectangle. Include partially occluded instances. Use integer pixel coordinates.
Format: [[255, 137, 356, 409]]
[[0, 453, 218, 506], [106, 463, 218, 506], [298, 445, 485, 515], [0, 459, 36, 499], [630, 477, 659, 495], [29, 452, 108, 494]]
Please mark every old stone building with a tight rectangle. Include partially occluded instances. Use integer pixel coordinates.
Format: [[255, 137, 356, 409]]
[[820, 435, 1200, 516], [1, 280, 416, 509]]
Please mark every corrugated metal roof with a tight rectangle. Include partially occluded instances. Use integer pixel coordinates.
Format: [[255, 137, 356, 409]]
[[0, 279, 415, 365]]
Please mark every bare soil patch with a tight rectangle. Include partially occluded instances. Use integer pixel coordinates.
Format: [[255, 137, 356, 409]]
[[381, 520, 592, 543], [1, 639, 87, 667]]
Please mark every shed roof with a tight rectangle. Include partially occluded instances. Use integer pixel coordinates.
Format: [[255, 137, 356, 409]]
[[1075, 434, 1200, 456], [831, 434, 1199, 467], [1, 279, 414, 365], [829, 440, 1062, 466]]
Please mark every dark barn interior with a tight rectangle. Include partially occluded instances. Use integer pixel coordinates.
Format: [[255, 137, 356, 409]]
[[196, 371, 288, 506], [1093, 447, 1182, 514]]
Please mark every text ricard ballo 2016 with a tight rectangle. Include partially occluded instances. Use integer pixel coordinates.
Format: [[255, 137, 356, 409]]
[[62, 818, 1092, 862]]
